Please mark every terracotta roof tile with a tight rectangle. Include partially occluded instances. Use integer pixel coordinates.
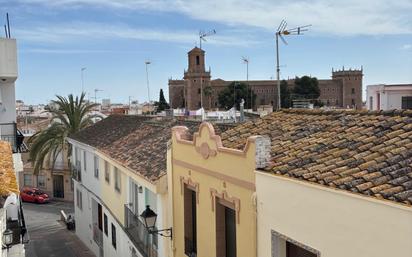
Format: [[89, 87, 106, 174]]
[[0, 141, 18, 197], [70, 115, 232, 183], [221, 109, 412, 206]]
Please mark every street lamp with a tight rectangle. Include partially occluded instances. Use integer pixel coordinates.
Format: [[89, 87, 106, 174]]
[[140, 205, 172, 240], [81, 67, 87, 93], [145, 61, 151, 103], [2, 229, 13, 251]]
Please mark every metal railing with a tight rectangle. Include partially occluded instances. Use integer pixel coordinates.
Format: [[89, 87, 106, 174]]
[[124, 204, 158, 257], [71, 163, 81, 182], [0, 122, 27, 153], [93, 223, 103, 247]]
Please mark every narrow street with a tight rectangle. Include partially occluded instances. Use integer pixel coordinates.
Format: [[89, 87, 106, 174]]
[[23, 201, 95, 257]]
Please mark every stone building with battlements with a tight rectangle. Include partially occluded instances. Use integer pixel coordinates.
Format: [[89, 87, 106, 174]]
[[169, 47, 363, 110]]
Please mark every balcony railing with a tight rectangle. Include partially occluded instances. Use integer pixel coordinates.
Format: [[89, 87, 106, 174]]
[[71, 164, 81, 182], [0, 122, 28, 153], [93, 223, 103, 247], [124, 204, 158, 257], [7, 197, 29, 246]]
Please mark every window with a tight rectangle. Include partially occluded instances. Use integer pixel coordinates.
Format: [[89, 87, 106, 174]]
[[104, 214, 108, 236], [114, 167, 121, 193], [24, 174, 32, 186], [351, 98, 355, 106], [216, 202, 237, 257], [369, 96, 373, 110], [98, 204, 103, 231], [351, 88, 355, 94], [402, 96, 412, 109], [184, 186, 197, 256], [198, 88, 201, 94], [83, 151, 87, 171], [104, 161, 110, 183], [272, 231, 319, 257], [76, 189, 83, 210], [111, 223, 117, 249], [37, 175, 46, 188], [196, 55, 200, 65], [94, 156, 99, 179]]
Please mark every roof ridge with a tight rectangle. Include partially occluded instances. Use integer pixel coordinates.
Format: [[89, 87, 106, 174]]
[[278, 108, 412, 117]]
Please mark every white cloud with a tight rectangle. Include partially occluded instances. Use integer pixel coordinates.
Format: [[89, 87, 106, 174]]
[[14, 0, 412, 36], [14, 22, 260, 47], [402, 44, 412, 50]]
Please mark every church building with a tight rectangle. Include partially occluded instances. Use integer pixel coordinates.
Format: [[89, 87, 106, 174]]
[[169, 47, 363, 110]]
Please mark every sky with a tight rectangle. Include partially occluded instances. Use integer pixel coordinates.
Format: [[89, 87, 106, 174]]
[[1, 0, 411, 104]]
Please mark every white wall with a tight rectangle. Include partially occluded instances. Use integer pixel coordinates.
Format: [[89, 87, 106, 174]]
[[256, 171, 412, 257], [0, 38, 17, 125], [366, 84, 412, 110], [70, 140, 168, 257]]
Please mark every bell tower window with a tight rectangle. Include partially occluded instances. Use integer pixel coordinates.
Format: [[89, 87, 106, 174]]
[[196, 56, 200, 65]]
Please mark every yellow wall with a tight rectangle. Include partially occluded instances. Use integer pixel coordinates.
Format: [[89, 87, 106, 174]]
[[256, 171, 412, 257], [169, 123, 258, 257]]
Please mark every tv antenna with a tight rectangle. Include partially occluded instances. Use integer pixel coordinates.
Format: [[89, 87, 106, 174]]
[[275, 20, 311, 110], [199, 29, 216, 49], [4, 13, 11, 38]]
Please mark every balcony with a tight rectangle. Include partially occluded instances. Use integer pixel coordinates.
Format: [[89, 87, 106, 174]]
[[93, 224, 103, 247], [0, 122, 28, 153], [5, 197, 29, 247], [71, 163, 81, 182], [124, 204, 158, 257]]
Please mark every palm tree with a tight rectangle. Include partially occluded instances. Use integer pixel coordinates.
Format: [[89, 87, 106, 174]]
[[28, 93, 98, 174]]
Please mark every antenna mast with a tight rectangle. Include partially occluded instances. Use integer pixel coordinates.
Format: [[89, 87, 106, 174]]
[[275, 20, 311, 110], [199, 29, 216, 49]]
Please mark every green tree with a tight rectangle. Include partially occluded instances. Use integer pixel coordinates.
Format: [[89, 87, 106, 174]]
[[28, 93, 98, 174], [280, 80, 291, 108], [203, 86, 213, 109], [156, 89, 170, 112], [218, 82, 256, 110], [293, 76, 320, 99]]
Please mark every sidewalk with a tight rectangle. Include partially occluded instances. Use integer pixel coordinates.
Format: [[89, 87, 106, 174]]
[[23, 201, 95, 257]]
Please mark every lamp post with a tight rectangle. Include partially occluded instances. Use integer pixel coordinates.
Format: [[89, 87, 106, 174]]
[[145, 61, 151, 103], [242, 57, 250, 110], [140, 205, 172, 240], [81, 67, 86, 93], [2, 229, 13, 251]]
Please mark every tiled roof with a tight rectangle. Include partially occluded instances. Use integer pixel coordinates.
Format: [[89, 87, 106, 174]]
[[221, 109, 412, 205], [0, 141, 18, 197], [70, 115, 233, 183]]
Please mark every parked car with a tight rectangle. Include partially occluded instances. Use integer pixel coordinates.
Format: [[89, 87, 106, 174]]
[[20, 187, 50, 203]]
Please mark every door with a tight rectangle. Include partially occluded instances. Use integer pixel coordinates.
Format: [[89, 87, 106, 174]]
[[53, 175, 64, 198], [225, 207, 237, 257]]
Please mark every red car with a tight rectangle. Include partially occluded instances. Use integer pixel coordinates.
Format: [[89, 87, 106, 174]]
[[20, 188, 50, 203]]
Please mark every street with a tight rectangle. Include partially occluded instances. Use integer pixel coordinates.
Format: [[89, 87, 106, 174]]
[[23, 201, 95, 257]]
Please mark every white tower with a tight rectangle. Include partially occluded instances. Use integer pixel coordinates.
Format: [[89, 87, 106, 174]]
[[0, 38, 18, 124]]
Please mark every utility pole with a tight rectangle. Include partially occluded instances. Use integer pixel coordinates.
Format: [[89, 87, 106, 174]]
[[145, 61, 151, 103], [275, 20, 311, 110], [81, 67, 86, 93], [242, 57, 250, 110]]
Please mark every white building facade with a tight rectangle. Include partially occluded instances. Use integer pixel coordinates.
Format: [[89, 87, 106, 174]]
[[67, 116, 173, 257], [366, 84, 412, 110]]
